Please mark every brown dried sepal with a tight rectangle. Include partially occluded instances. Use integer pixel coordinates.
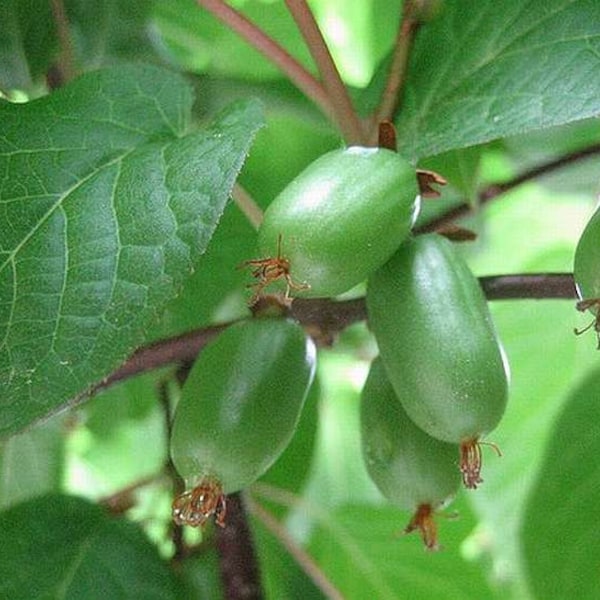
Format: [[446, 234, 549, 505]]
[[403, 503, 440, 551], [172, 476, 227, 528], [574, 298, 600, 348], [459, 438, 502, 489], [240, 234, 309, 305], [416, 169, 447, 198]]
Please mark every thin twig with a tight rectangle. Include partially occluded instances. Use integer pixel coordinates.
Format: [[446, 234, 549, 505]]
[[479, 273, 576, 300], [195, 0, 333, 122], [247, 497, 344, 600], [250, 483, 398, 599], [232, 183, 263, 230], [92, 322, 229, 391], [50, 0, 76, 85], [284, 0, 366, 144], [99, 473, 164, 515], [371, 0, 421, 142]]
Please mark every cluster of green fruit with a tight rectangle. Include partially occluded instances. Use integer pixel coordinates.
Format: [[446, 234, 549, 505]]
[[169, 146, 510, 550]]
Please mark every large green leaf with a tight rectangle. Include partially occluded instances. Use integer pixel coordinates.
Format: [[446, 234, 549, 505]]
[[0, 63, 264, 437], [0, 493, 178, 599], [67, 0, 156, 68], [307, 499, 496, 600], [253, 518, 324, 600], [0, 415, 64, 509], [522, 367, 600, 600], [0, 0, 157, 94], [394, 0, 600, 159]]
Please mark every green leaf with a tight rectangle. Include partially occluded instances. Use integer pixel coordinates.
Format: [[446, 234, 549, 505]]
[[307, 498, 495, 600], [0, 493, 178, 599], [0, 0, 55, 91], [0, 415, 64, 509], [522, 367, 600, 600], [153, 0, 314, 81], [420, 145, 483, 206], [176, 549, 224, 600], [67, 0, 156, 68], [253, 519, 324, 600], [394, 0, 600, 159], [0, 63, 264, 438]]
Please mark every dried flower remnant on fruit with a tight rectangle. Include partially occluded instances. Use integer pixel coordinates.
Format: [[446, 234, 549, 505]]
[[240, 234, 309, 305], [574, 298, 600, 348], [459, 438, 502, 489], [416, 168, 447, 198], [172, 476, 227, 528], [403, 503, 440, 551]]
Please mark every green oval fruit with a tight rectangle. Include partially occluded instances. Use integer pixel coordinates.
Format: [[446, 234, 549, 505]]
[[367, 234, 509, 488], [361, 357, 460, 549], [574, 206, 600, 346], [257, 146, 420, 298], [170, 317, 316, 526]]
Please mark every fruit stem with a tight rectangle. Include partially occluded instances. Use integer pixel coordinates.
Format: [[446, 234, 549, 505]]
[[49, 0, 76, 85], [370, 0, 422, 143], [232, 183, 264, 230], [404, 503, 440, 551], [194, 0, 333, 121], [284, 0, 367, 145]]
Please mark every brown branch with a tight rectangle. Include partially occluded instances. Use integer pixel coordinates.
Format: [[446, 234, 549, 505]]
[[82, 273, 575, 399], [76, 142, 598, 399], [284, 0, 366, 144], [216, 492, 264, 600], [479, 273, 576, 300], [194, 0, 333, 122], [100, 473, 163, 515], [93, 322, 230, 392], [417, 143, 600, 234]]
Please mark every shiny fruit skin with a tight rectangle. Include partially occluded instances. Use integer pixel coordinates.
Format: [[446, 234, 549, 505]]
[[257, 146, 420, 298], [361, 357, 460, 511], [367, 234, 509, 445], [574, 206, 600, 307], [170, 317, 316, 494]]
